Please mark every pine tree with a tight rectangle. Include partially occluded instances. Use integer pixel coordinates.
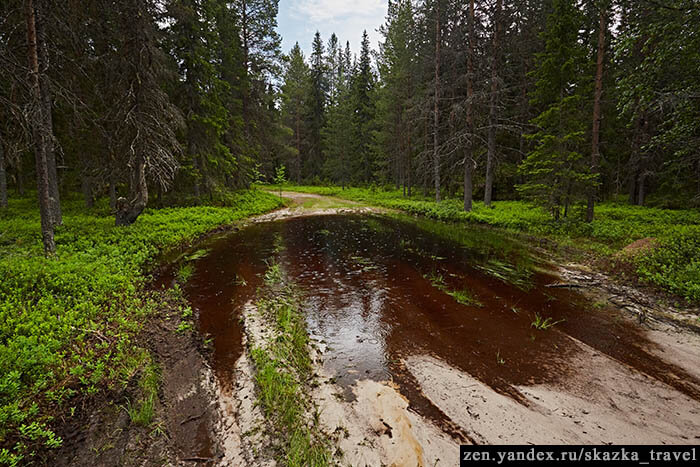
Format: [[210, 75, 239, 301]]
[[232, 0, 282, 153]]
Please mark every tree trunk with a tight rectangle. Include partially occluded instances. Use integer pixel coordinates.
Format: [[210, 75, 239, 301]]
[[406, 128, 412, 197], [241, 0, 250, 142], [433, 0, 441, 202], [34, 0, 61, 225], [193, 153, 201, 202], [484, 0, 502, 208], [116, 155, 148, 226], [115, 2, 151, 226], [81, 174, 94, 209], [637, 172, 645, 206], [109, 175, 117, 211], [17, 158, 25, 196], [296, 112, 302, 183], [464, 0, 475, 212], [0, 137, 7, 208], [586, 6, 607, 222], [26, 0, 55, 253]]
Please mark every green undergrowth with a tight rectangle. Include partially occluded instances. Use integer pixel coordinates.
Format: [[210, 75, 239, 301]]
[[424, 272, 482, 307], [267, 184, 700, 304], [0, 189, 282, 465], [125, 358, 160, 427], [250, 261, 334, 466]]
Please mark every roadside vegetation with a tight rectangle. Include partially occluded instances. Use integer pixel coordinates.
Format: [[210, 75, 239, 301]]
[[249, 261, 334, 466], [0, 190, 282, 465], [267, 185, 700, 304]]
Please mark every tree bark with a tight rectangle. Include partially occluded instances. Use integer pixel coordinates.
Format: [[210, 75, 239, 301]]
[[109, 175, 117, 211], [34, 0, 61, 225], [464, 0, 475, 212], [17, 158, 25, 196], [433, 0, 441, 202], [116, 155, 148, 225], [484, 0, 502, 208], [406, 129, 412, 197], [637, 171, 645, 206], [115, 0, 152, 226], [193, 152, 201, 202], [81, 173, 94, 209], [26, 0, 55, 253], [586, 6, 607, 222], [0, 137, 7, 208]]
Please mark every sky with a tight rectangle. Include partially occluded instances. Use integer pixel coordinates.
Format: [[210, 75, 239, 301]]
[[277, 0, 388, 59]]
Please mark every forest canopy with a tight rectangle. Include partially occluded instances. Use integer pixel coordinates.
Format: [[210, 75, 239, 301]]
[[1, 0, 700, 253]]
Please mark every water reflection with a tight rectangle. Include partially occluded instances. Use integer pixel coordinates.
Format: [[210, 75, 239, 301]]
[[184, 214, 700, 411]]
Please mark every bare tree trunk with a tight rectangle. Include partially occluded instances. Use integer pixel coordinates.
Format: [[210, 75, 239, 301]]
[[26, 0, 55, 253], [34, 0, 61, 225], [81, 173, 94, 209], [637, 171, 645, 206], [116, 154, 148, 226], [586, 6, 607, 222], [193, 153, 201, 201], [115, 1, 152, 226], [406, 129, 412, 197], [17, 158, 25, 196], [241, 0, 250, 142], [296, 112, 302, 183], [433, 0, 441, 202], [109, 174, 117, 211], [0, 137, 7, 208], [464, 0, 475, 212], [484, 0, 502, 208]]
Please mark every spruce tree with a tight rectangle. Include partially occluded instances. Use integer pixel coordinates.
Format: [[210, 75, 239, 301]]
[[517, 0, 594, 219], [351, 30, 376, 183], [280, 43, 310, 183], [306, 31, 327, 179]]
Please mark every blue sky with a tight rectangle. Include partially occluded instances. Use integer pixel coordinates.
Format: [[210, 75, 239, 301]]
[[277, 0, 388, 58]]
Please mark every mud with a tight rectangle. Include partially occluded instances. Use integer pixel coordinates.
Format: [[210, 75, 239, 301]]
[[48, 289, 220, 466], [182, 209, 700, 455], [49, 192, 700, 466]]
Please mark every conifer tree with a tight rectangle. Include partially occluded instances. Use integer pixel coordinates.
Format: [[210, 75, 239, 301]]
[[351, 30, 376, 183], [280, 43, 310, 182], [306, 31, 327, 179], [518, 0, 594, 219]]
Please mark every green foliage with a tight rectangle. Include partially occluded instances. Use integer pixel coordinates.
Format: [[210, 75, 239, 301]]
[[126, 361, 160, 426], [0, 189, 281, 463], [531, 313, 564, 331], [250, 264, 332, 466], [518, 0, 594, 218]]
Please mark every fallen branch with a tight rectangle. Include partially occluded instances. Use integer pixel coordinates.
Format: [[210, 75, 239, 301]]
[[183, 457, 213, 463], [180, 410, 206, 425], [545, 282, 587, 289]]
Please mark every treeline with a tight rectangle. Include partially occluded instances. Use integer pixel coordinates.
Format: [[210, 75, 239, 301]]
[[2, 1, 700, 254], [0, 0, 285, 252], [278, 0, 700, 218]]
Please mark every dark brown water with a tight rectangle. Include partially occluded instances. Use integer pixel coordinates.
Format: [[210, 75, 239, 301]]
[[181, 213, 700, 431]]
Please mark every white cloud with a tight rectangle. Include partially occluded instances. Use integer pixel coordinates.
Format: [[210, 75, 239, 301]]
[[278, 0, 387, 58], [291, 0, 386, 23]]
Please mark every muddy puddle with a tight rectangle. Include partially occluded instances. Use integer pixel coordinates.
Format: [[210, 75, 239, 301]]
[[182, 213, 700, 445]]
